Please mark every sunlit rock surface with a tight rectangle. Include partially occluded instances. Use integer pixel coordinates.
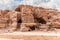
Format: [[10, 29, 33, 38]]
[[0, 5, 60, 32]]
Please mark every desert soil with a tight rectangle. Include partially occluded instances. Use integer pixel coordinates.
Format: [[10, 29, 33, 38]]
[[0, 32, 60, 40]]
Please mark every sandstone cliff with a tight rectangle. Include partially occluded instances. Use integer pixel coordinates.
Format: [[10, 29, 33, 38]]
[[0, 5, 60, 32]]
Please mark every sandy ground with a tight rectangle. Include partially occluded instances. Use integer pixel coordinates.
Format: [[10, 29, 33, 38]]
[[0, 32, 60, 40], [0, 35, 59, 40]]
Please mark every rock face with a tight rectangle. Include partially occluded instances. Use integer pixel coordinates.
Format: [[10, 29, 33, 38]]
[[0, 10, 9, 28], [0, 5, 60, 32]]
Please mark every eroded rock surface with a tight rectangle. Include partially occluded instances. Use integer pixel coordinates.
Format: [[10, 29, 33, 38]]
[[0, 5, 60, 32]]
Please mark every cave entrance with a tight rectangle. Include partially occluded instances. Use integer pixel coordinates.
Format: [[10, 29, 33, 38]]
[[17, 18, 22, 30], [37, 17, 46, 24], [34, 17, 46, 24], [18, 19, 22, 23], [33, 13, 46, 24], [17, 14, 22, 30]]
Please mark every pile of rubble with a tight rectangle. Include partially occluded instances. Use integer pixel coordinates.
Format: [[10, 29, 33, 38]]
[[0, 5, 60, 32]]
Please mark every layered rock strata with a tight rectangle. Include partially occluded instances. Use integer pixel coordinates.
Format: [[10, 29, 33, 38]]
[[0, 5, 60, 32]]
